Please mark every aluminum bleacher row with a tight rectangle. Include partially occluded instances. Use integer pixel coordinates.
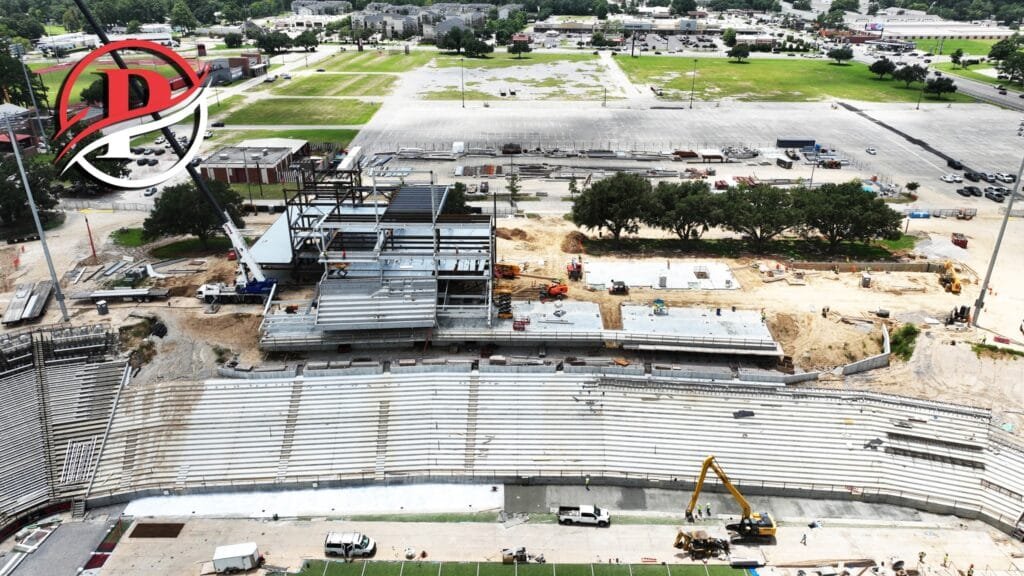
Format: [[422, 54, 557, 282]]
[[0, 357, 127, 529], [86, 371, 1024, 533]]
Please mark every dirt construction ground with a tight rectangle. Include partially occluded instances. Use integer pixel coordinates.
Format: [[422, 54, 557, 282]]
[[2, 200, 1024, 428]]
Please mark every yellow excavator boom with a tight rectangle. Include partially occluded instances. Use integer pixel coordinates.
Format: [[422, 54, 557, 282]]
[[686, 456, 753, 519]]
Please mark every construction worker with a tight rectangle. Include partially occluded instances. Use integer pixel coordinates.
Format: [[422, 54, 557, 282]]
[[705, 503, 711, 517], [585, 475, 591, 491], [800, 533, 807, 545], [919, 552, 926, 564], [967, 565, 974, 576], [942, 554, 949, 568]]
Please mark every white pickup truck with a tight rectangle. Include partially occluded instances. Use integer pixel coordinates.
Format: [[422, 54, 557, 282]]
[[557, 505, 611, 527]]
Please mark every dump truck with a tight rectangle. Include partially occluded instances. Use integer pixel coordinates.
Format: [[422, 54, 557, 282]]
[[212, 542, 264, 574], [557, 505, 611, 527]]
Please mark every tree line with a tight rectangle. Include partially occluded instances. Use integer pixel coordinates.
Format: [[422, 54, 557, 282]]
[[569, 173, 903, 253]]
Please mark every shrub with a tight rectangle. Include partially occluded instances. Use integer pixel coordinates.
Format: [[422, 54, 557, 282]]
[[889, 323, 920, 361]]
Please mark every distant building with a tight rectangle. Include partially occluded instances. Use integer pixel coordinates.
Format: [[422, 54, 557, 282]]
[[292, 0, 352, 14], [201, 138, 310, 185], [35, 32, 99, 53]]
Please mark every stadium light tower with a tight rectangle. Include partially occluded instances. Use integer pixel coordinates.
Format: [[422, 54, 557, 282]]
[[973, 151, 1024, 326], [2, 112, 69, 322]]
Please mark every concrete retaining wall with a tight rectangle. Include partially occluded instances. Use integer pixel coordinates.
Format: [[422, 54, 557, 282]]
[[303, 366, 385, 378], [391, 363, 473, 374], [791, 261, 941, 273], [216, 367, 298, 379], [564, 364, 645, 376], [842, 324, 890, 376], [479, 363, 558, 373]]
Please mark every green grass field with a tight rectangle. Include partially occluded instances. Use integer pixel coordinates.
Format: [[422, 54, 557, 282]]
[[283, 562, 746, 576], [422, 88, 495, 100], [150, 236, 233, 259], [906, 37, 996, 56], [44, 23, 67, 35], [313, 50, 435, 73], [111, 228, 146, 247], [614, 56, 974, 102], [271, 74, 398, 97], [932, 62, 1022, 91], [211, 128, 359, 147], [31, 60, 181, 106], [230, 182, 289, 201], [435, 52, 598, 69], [224, 98, 380, 125]]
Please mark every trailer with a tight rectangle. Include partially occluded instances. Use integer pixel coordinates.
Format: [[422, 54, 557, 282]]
[[69, 288, 171, 303], [212, 542, 263, 574], [2, 281, 53, 325], [776, 138, 815, 149]]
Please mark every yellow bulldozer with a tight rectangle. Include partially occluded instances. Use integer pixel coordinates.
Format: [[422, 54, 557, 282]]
[[939, 260, 962, 295], [673, 529, 730, 559]]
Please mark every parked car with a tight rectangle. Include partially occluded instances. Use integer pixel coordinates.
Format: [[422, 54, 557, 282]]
[[282, 73, 292, 79], [316, 68, 326, 72], [956, 187, 971, 197], [865, 147, 877, 155], [947, 159, 964, 170], [996, 172, 1016, 183], [940, 173, 962, 183], [999, 90, 1008, 95], [130, 146, 145, 154], [204, 130, 214, 138], [211, 121, 225, 127], [985, 190, 1005, 202], [144, 187, 158, 196], [154, 136, 165, 144], [324, 532, 376, 557], [557, 505, 611, 527], [964, 186, 982, 197], [147, 158, 159, 166], [964, 172, 980, 182], [982, 173, 997, 183], [136, 158, 147, 166], [142, 148, 154, 155], [154, 148, 166, 156]]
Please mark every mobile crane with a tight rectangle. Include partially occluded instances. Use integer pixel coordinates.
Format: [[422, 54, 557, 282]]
[[683, 455, 776, 542]]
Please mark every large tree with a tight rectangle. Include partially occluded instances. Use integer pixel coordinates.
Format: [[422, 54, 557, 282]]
[[794, 182, 902, 253], [0, 155, 59, 226], [869, 58, 896, 79], [728, 44, 750, 62], [570, 172, 651, 240], [255, 30, 292, 55], [0, 37, 48, 110], [720, 184, 798, 248], [998, 51, 1024, 85], [949, 48, 963, 68], [670, 0, 696, 14], [170, 0, 198, 34], [923, 76, 958, 99], [722, 27, 737, 47], [142, 180, 245, 248], [827, 45, 854, 65], [294, 30, 319, 52], [987, 35, 1021, 62], [892, 64, 928, 87], [509, 37, 532, 58], [645, 181, 720, 240], [224, 32, 244, 49], [444, 182, 471, 214], [439, 26, 470, 54]]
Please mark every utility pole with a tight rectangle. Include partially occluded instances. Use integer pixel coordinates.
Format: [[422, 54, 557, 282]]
[[461, 56, 465, 108], [973, 152, 1024, 326], [2, 113, 69, 322], [84, 215, 98, 262], [689, 59, 698, 109]]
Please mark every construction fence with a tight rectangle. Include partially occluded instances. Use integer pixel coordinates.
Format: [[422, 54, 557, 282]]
[[271, 560, 745, 576]]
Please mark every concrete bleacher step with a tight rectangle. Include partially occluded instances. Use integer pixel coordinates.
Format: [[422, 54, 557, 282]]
[[374, 400, 390, 480], [275, 384, 305, 483], [464, 375, 479, 469], [71, 499, 85, 518]]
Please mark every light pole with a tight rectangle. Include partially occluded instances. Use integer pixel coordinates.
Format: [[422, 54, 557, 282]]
[[973, 150, 1024, 326], [19, 55, 47, 150], [916, 81, 925, 110], [243, 150, 254, 214], [689, 59, 698, 109], [460, 56, 465, 108], [2, 112, 68, 322]]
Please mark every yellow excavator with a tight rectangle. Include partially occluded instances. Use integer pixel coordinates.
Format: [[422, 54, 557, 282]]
[[683, 455, 776, 541], [673, 529, 730, 559]]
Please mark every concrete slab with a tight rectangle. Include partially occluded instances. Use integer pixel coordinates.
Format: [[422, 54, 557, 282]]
[[508, 301, 603, 333], [620, 305, 772, 342], [11, 519, 111, 576], [585, 260, 740, 290]]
